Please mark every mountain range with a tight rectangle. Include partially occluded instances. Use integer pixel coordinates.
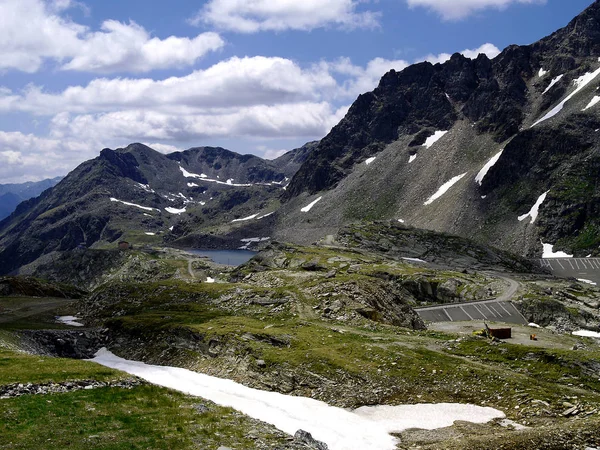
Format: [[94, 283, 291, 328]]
[[0, 177, 62, 221], [3, 1, 600, 274]]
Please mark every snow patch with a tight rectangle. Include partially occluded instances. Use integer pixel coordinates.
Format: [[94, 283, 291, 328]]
[[401, 257, 426, 263], [365, 157, 376, 165], [542, 74, 563, 94], [517, 191, 549, 224], [424, 173, 467, 205], [573, 330, 600, 338], [422, 131, 448, 149], [301, 196, 323, 213], [528, 323, 541, 328], [205, 277, 215, 283], [398, 219, 405, 223], [168, 226, 174, 231], [165, 207, 186, 215], [538, 68, 548, 77], [533, 68, 600, 127], [110, 198, 158, 212], [180, 166, 251, 187], [409, 154, 417, 163], [56, 316, 84, 327], [578, 279, 597, 286], [542, 243, 573, 258], [90, 349, 505, 450], [584, 95, 600, 111], [232, 213, 259, 223], [475, 150, 503, 185], [187, 182, 199, 187], [145, 232, 156, 236]]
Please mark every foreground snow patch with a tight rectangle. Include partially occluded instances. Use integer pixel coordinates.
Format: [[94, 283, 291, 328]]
[[422, 131, 448, 149], [365, 157, 376, 165], [409, 154, 417, 163], [90, 349, 505, 450], [301, 196, 323, 213], [573, 330, 600, 338], [424, 173, 467, 205], [533, 68, 600, 127], [110, 198, 158, 212], [518, 191, 549, 224], [542, 243, 573, 258], [56, 316, 84, 327], [475, 150, 503, 185]]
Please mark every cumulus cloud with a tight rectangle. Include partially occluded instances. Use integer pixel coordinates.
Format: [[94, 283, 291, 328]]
[[0, 56, 336, 115], [419, 43, 501, 64], [191, 0, 380, 32], [406, 0, 546, 20], [325, 57, 409, 99], [0, 0, 224, 73], [0, 131, 96, 183]]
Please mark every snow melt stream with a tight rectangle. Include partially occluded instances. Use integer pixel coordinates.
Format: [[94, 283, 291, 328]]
[[90, 349, 505, 450]]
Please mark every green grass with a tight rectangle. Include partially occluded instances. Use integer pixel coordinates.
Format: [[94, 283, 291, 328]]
[[0, 385, 283, 450], [0, 347, 122, 386]]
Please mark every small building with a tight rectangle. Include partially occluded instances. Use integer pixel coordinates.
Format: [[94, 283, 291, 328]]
[[118, 241, 131, 250]]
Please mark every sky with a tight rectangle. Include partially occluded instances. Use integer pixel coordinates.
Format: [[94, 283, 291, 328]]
[[0, 0, 595, 183]]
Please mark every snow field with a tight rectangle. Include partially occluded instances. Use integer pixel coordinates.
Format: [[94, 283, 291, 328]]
[[91, 349, 505, 450], [518, 191, 549, 224], [301, 196, 323, 213]]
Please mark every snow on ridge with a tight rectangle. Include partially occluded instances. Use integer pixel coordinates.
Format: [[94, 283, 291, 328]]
[[475, 150, 503, 185], [422, 131, 448, 149], [424, 173, 467, 206], [584, 95, 600, 111], [533, 68, 600, 127], [180, 165, 252, 187], [110, 197, 158, 212], [542, 74, 563, 94], [91, 349, 505, 450], [301, 196, 323, 213], [538, 68, 548, 77], [165, 207, 186, 215], [365, 157, 376, 165], [518, 191, 549, 224], [541, 242, 573, 258]]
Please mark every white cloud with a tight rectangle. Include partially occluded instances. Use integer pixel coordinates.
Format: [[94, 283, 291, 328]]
[[192, 0, 380, 32], [0, 0, 224, 73], [49, 103, 340, 142], [143, 143, 182, 154], [0, 131, 96, 182], [258, 146, 289, 160], [0, 56, 336, 115], [327, 57, 409, 98], [419, 43, 501, 64], [406, 0, 546, 21]]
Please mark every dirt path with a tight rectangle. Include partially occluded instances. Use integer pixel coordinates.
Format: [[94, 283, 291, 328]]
[[494, 274, 520, 302]]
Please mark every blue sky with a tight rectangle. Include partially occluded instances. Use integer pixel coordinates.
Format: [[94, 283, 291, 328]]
[[0, 0, 594, 182]]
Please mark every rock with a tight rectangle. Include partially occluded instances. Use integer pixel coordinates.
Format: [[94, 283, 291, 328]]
[[256, 359, 267, 368], [294, 430, 329, 450], [194, 403, 210, 414]]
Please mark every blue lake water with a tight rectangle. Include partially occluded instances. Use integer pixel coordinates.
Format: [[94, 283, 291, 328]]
[[188, 249, 257, 266]]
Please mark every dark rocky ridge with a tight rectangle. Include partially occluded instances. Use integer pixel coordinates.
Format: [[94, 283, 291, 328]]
[[275, 1, 600, 257]]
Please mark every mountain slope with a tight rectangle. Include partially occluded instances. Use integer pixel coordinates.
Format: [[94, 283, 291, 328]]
[[276, 1, 600, 258], [0, 177, 62, 220], [0, 143, 311, 274]]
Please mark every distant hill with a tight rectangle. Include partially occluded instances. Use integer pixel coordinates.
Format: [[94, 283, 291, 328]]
[[0, 177, 62, 220]]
